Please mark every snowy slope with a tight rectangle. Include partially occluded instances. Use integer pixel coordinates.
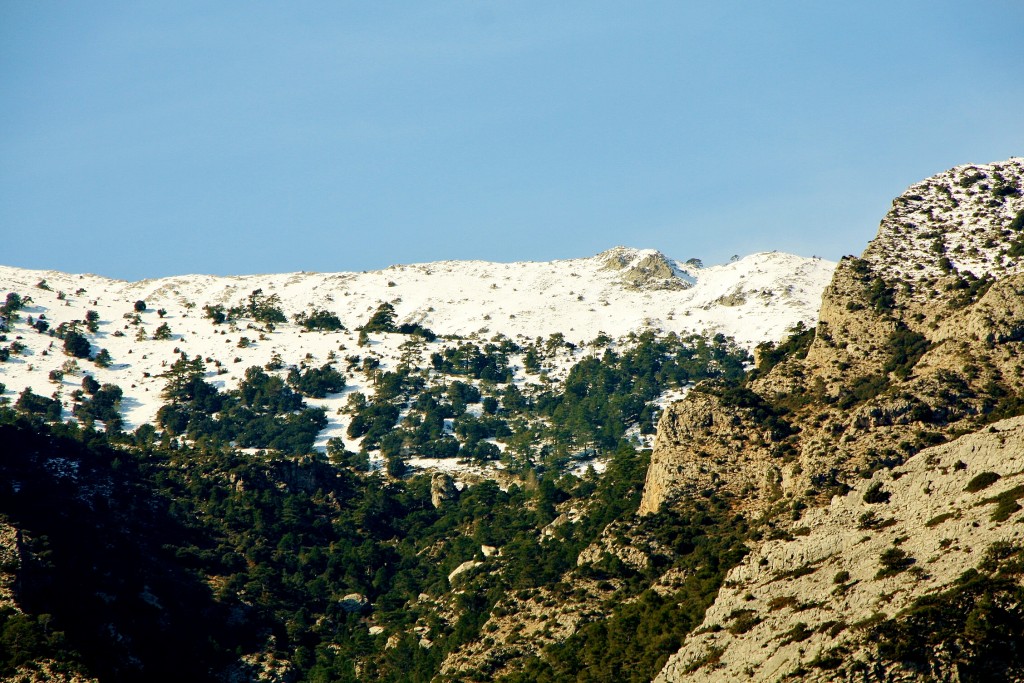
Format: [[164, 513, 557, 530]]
[[865, 157, 1024, 286], [0, 247, 834, 447]]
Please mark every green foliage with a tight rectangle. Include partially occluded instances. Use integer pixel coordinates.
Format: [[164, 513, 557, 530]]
[[533, 332, 750, 457], [431, 342, 514, 382], [883, 325, 930, 379], [858, 510, 896, 530], [993, 179, 1022, 198], [0, 322, 752, 683], [74, 383, 124, 432], [751, 322, 815, 379], [1008, 236, 1024, 258], [727, 609, 761, 635], [959, 171, 986, 188], [0, 414, 247, 681], [945, 271, 995, 308], [978, 484, 1024, 523], [510, 501, 749, 683], [1, 292, 26, 323], [15, 389, 62, 422], [62, 330, 91, 359], [873, 545, 1024, 681], [867, 277, 896, 312], [780, 621, 813, 645], [0, 313, 776, 681], [347, 400, 401, 447], [359, 302, 436, 340], [153, 322, 173, 340], [695, 381, 795, 443], [294, 308, 345, 332], [82, 374, 100, 395], [1010, 208, 1024, 232], [965, 471, 1001, 493], [863, 482, 891, 504], [876, 546, 915, 578], [836, 373, 889, 410], [361, 302, 397, 333], [0, 607, 87, 678], [925, 512, 956, 528], [326, 438, 369, 470], [229, 289, 287, 324], [158, 361, 326, 454], [287, 364, 346, 398], [203, 304, 227, 324]]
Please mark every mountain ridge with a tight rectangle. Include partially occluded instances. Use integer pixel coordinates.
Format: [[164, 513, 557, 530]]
[[0, 247, 832, 346], [2, 159, 1022, 682], [643, 156, 1024, 680], [0, 247, 833, 444]]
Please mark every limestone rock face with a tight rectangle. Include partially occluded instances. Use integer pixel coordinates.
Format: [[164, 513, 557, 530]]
[[437, 575, 612, 680], [447, 560, 483, 584], [0, 519, 19, 612], [431, 472, 459, 508], [598, 246, 691, 291], [655, 416, 1024, 682], [641, 158, 1024, 516], [339, 593, 369, 613], [638, 390, 782, 515], [938, 273, 1024, 345], [648, 159, 1024, 680]]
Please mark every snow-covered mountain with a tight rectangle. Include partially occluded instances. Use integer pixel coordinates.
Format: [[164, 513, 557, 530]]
[[0, 247, 834, 448], [864, 158, 1024, 285]]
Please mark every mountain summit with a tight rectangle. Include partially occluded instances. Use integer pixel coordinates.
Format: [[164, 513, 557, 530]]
[[4, 160, 1020, 682], [0, 248, 832, 434], [645, 157, 1024, 681]]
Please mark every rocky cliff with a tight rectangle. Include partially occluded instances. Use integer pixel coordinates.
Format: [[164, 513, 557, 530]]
[[641, 158, 1024, 516], [645, 158, 1024, 680], [657, 415, 1024, 682]]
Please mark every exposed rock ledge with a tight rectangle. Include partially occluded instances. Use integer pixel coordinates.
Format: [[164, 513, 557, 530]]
[[655, 415, 1024, 682], [638, 389, 783, 515]]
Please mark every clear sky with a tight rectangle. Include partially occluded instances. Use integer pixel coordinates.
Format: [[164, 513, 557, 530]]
[[2, 1, 1022, 280]]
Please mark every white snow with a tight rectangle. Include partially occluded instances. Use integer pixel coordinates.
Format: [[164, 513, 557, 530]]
[[864, 157, 1024, 287], [0, 247, 835, 469]]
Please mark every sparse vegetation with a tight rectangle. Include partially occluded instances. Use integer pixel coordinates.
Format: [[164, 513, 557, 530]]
[[876, 546, 915, 578], [1, 160, 1023, 681], [978, 485, 1024, 523], [873, 544, 1024, 680], [863, 482, 891, 504], [965, 471, 1001, 493]]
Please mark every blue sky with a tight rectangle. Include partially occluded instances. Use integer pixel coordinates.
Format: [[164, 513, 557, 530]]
[[2, 1, 1022, 280]]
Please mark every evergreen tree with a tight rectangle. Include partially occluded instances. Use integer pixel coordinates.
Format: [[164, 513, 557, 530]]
[[62, 331, 91, 359]]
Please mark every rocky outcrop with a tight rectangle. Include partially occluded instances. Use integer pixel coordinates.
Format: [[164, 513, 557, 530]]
[[437, 576, 613, 681], [649, 159, 1024, 680], [9, 661, 99, 683], [656, 415, 1024, 682], [641, 158, 1024, 516], [0, 520, 98, 682], [339, 592, 369, 613], [0, 518, 19, 612], [447, 560, 483, 584], [599, 246, 691, 290], [430, 472, 459, 508], [577, 519, 677, 570], [639, 390, 785, 515]]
